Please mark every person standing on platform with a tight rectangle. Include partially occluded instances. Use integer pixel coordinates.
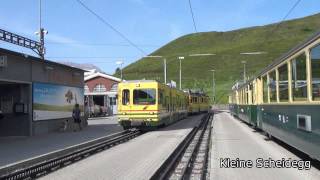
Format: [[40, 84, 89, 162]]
[[72, 104, 82, 131]]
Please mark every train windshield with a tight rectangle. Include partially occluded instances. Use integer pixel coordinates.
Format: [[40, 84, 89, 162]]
[[133, 89, 156, 105]]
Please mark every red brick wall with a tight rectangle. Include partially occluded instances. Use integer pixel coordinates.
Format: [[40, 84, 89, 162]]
[[85, 76, 119, 92]]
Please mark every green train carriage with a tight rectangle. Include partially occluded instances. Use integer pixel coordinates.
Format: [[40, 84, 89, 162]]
[[229, 31, 320, 160]]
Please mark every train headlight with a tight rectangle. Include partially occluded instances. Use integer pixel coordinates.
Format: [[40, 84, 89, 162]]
[[149, 112, 154, 115], [122, 112, 126, 115]]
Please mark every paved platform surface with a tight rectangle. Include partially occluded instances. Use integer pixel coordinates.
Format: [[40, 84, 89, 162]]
[[41, 114, 205, 180], [0, 116, 122, 168], [210, 111, 320, 180]]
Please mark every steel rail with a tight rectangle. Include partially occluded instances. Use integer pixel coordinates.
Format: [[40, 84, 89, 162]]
[[0, 129, 142, 180], [150, 114, 212, 180], [188, 115, 212, 179]]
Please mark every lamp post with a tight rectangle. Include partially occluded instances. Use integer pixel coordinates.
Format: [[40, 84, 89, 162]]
[[145, 53, 215, 85], [145, 56, 167, 84], [239, 51, 266, 82], [241, 60, 246, 83], [178, 56, 184, 90], [209, 69, 215, 104], [116, 60, 124, 80]]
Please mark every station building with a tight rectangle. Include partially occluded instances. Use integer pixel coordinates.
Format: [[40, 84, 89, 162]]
[[0, 48, 86, 137], [84, 69, 121, 117]]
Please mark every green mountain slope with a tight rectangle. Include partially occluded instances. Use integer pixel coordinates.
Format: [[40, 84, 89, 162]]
[[117, 13, 320, 103]]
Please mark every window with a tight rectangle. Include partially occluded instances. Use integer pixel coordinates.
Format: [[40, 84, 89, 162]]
[[193, 97, 197, 103], [297, 114, 312, 132], [133, 89, 156, 105], [262, 76, 268, 103], [245, 88, 248, 104], [269, 71, 277, 102], [291, 53, 307, 101], [311, 44, 320, 100], [278, 64, 288, 101], [250, 84, 253, 104], [122, 89, 130, 105], [93, 84, 106, 92]]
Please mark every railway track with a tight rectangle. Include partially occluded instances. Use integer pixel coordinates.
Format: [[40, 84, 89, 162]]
[[0, 129, 142, 180], [151, 113, 213, 180]]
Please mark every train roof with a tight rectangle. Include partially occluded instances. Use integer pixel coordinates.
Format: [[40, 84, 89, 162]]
[[231, 30, 320, 91], [185, 89, 208, 96], [258, 31, 320, 77]]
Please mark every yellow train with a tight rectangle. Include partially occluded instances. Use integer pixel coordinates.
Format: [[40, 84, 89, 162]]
[[117, 80, 209, 130], [187, 90, 211, 114]]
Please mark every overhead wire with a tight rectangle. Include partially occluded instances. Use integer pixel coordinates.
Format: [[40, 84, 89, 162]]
[[188, 0, 198, 33], [46, 41, 159, 47], [261, 0, 302, 45], [75, 0, 147, 55]]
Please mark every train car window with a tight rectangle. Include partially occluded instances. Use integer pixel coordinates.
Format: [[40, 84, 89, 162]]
[[122, 89, 130, 105], [245, 88, 249, 104], [311, 43, 320, 101], [262, 76, 268, 103], [250, 84, 254, 104], [279, 64, 288, 101], [291, 53, 307, 101], [269, 71, 277, 102], [133, 89, 156, 105]]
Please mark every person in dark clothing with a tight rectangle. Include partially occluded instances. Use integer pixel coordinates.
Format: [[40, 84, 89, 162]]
[[72, 104, 82, 131], [0, 110, 4, 120]]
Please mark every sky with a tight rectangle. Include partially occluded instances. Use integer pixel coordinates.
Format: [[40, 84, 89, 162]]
[[0, 0, 319, 74]]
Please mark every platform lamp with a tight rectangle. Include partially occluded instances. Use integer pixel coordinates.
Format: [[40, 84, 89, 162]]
[[241, 61, 246, 83], [209, 69, 215, 104], [239, 51, 267, 82], [178, 56, 184, 90]]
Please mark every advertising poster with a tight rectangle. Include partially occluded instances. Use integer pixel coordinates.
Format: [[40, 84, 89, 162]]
[[33, 82, 84, 121]]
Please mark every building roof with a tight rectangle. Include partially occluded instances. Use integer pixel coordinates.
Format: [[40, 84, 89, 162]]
[[84, 71, 121, 82], [0, 47, 85, 72]]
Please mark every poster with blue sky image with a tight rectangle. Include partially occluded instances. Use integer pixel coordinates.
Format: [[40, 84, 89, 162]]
[[33, 82, 84, 121]]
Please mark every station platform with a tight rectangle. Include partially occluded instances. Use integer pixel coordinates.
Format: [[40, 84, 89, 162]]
[[0, 116, 122, 168], [210, 111, 320, 180]]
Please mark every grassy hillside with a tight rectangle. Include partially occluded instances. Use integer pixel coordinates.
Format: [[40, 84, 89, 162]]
[[116, 13, 320, 104]]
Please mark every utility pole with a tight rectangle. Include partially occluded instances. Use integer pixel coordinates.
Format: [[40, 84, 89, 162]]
[[178, 56, 184, 90]]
